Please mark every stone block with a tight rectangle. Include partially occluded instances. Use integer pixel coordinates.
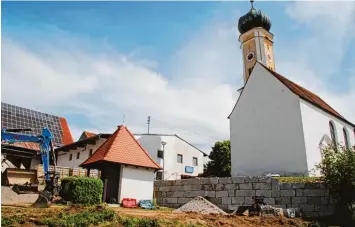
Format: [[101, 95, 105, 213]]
[[174, 186, 184, 191], [183, 185, 191, 191], [209, 178, 219, 184], [208, 197, 222, 204], [155, 180, 166, 186], [228, 190, 235, 197], [244, 197, 253, 205], [255, 190, 271, 197], [219, 177, 232, 184], [156, 198, 164, 204], [275, 197, 291, 205], [253, 183, 271, 190], [264, 198, 275, 205], [235, 190, 255, 197], [204, 191, 216, 197], [225, 184, 237, 190], [186, 179, 199, 185], [239, 183, 253, 190], [232, 197, 245, 205], [280, 183, 293, 190], [216, 191, 229, 198], [216, 184, 225, 190], [296, 189, 303, 197], [300, 204, 315, 212], [180, 179, 188, 185], [166, 198, 178, 203], [307, 197, 321, 205], [191, 184, 201, 191], [292, 197, 307, 204], [201, 184, 215, 191], [258, 176, 272, 183], [218, 204, 228, 210], [159, 186, 170, 192], [172, 191, 184, 198], [175, 180, 183, 185], [303, 189, 326, 197], [244, 176, 260, 183], [271, 178, 280, 197], [304, 182, 320, 189], [184, 191, 205, 198], [167, 180, 175, 186], [161, 192, 167, 198], [170, 204, 180, 208], [232, 177, 245, 184], [166, 192, 174, 197], [222, 197, 231, 205], [199, 178, 210, 185], [293, 183, 305, 189], [178, 198, 191, 204], [280, 189, 296, 197]]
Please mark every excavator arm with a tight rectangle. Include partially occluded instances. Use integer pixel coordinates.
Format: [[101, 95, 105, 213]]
[[1, 128, 60, 207]]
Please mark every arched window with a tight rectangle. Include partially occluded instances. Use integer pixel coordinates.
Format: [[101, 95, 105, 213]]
[[329, 121, 338, 151], [343, 127, 351, 150]]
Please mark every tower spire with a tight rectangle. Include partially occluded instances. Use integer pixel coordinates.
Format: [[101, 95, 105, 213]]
[[250, 0, 254, 9]]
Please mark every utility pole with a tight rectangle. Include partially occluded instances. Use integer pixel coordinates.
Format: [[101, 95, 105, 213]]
[[147, 116, 151, 134]]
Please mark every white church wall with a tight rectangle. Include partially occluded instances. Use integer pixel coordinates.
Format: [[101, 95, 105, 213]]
[[230, 63, 308, 176], [300, 100, 355, 176]]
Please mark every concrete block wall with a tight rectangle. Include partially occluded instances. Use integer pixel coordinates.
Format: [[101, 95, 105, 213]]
[[154, 176, 335, 217]]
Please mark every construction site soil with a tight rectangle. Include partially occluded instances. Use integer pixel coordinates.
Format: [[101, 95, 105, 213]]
[[1, 204, 315, 227]]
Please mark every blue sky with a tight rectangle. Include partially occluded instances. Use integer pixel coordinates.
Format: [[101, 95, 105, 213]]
[[2, 1, 355, 151]]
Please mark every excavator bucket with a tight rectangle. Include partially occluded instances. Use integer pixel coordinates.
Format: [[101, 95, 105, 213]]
[[31, 190, 52, 208], [4, 168, 39, 194]]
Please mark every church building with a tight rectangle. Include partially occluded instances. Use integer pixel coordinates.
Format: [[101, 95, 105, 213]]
[[228, 2, 355, 177]]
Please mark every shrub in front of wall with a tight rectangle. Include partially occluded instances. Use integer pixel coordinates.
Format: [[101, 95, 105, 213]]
[[59, 176, 103, 205]]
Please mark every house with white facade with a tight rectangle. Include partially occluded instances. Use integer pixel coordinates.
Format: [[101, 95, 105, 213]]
[[229, 3, 355, 177], [135, 134, 209, 180]]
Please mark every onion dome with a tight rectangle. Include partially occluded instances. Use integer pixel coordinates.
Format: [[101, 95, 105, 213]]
[[238, 3, 271, 34]]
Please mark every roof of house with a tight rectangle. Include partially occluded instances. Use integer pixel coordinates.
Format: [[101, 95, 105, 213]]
[[134, 133, 208, 156], [55, 133, 111, 152], [80, 125, 161, 169], [80, 131, 97, 139], [228, 62, 355, 127]]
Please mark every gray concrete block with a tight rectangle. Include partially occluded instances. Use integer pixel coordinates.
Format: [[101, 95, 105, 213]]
[[155, 180, 167, 186], [156, 198, 164, 204], [235, 190, 255, 197], [253, 183, 271, 190], [292, 197, 307, 204], [166, 192, 174, 197], [321, 197, 334, 205], [219, 177, 232, 184], [159, 186, 170, 192], [199, 178, 210, 185], [271, 178, 280, 197], [222, 197, 231, 205], [175, 180, 183, 185], [280, 183, 293, 190], [225, 184, 237, 190], [307, 197, 321, 205], [255, 190, 271, 197], [280, 189, 295, 197], [191, 184, 201, 191], [216, 191, 229, 198], [161, 192, 167, 198], [228, 205, 240, 211], [209, 178, 219, 184], [201, 184, 215, 191], [275, 197, 291, 205], [184, 191, 205, 198], [304, 182, 320, 189], [186, 179, 200, 185], [174, 186, 184, 191], [208, 197, 222, 204], [293, 183, 305, 189], [296, 189, 303, 197], [244, 197, 253, 205], [232, 177, 245, 184], [167, 180, 175, 186], [258, 177, 272, 183], [216, 184, 225, 190], [180, 179, 188, 185], [314, 205, 334, 212], [303, 189, 326, 197], [166, 198, 178, 203], [172, 191, 184, 198], [204, 191, 216, 197], [264, 198, 275, 205], [300, 204, 315, 212], [239, 183, 253, 190], [228, 190, 235, 197], [178, 198, 191, 204], [244, 176, 260, 183], [232, 197, 245, 205], [183, 185, 191, 191]]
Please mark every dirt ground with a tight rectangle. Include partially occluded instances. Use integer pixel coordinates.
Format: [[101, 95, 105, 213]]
[[1, 204, 312, 227]]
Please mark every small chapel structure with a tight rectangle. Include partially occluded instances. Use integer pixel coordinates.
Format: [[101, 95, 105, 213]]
[[229, 1, 355, 177]]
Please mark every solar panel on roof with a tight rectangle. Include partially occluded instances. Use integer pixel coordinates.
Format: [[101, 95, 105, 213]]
[[1, 102, 64, 146]]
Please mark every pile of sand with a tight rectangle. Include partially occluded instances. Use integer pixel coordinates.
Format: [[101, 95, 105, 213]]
[[173, 196, 227, 215]]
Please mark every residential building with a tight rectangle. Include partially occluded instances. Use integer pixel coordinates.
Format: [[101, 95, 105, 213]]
[[229, 3, 355, 177], [134, 134, 209, 180]]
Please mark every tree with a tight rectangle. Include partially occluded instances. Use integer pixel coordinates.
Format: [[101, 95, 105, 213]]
[[203, 140, 231, 177], [316, 144, 355, 224]]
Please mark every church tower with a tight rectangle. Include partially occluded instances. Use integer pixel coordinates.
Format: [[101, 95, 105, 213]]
[[238, 0, 275, 84]]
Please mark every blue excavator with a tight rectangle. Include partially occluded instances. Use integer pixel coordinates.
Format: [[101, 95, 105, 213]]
[[1, 127, 60, 208]]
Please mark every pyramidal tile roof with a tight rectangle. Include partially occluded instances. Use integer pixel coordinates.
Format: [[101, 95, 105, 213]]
[[81, 125, 161, 169]]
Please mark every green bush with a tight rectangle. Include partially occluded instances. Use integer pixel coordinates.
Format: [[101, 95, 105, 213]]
[[59, 176, 103, 205], [119, 217, 160, 227]]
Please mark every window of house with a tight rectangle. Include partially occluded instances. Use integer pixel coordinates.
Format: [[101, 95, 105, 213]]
[[177, 154, 183, 163], [157, 149, 164, 159], [69, 154, 72, 161], [329, 121, 338, 151], [193, 157, 198, 166], [343, 127, 351, 150], [89, 149, 93, 156], [76, 152, 80, 159], [156, 172, 163, 180]]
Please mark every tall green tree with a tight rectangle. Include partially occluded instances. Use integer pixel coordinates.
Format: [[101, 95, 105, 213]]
[[203, 140, 231, 177]]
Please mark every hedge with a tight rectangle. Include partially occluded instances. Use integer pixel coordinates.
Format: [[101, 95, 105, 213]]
[[60, 176, 103, 205]]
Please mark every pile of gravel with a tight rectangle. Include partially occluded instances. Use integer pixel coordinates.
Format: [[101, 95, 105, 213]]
[[173, 196, 227, 215]]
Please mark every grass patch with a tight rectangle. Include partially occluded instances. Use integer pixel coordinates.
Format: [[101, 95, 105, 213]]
[[119, 216, 160, 227], [273, 176, 323, 183], [1, 215, 26, 226]]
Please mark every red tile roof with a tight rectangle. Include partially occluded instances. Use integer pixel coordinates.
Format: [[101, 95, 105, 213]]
[[81, 125, 161, 169], [259, 63, 354, 126], [59, 117, 74, 145], [1, 141, 40, 151], [83, 131, 96, 138]]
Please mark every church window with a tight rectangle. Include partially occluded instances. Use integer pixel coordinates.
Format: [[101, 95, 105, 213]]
[[343, 127, 351, 150], [329, 121, 338, 151]]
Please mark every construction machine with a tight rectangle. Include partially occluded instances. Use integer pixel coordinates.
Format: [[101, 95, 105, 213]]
[[1, 127, 60, 208]]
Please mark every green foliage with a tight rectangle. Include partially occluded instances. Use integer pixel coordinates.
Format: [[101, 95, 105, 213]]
[[274, 176, 322, 183], [1, 215, 25, 226], [59, 176, 103, 205], [41, 208, 116, 227], [316, 145, 355, 223], [119, 216, 160, 227], [203, 140, 231, 177]]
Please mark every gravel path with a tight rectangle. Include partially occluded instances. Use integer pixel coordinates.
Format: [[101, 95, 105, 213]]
[[1, 186, 38, 205], [173, 196, 227, 215]]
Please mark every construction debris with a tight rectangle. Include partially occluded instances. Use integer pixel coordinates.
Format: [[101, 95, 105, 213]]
[[173, 196, 227, 215]]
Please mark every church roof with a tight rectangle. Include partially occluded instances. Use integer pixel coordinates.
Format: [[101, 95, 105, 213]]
[[229, 62, 355, 127], [80, 125, 161, 169]]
